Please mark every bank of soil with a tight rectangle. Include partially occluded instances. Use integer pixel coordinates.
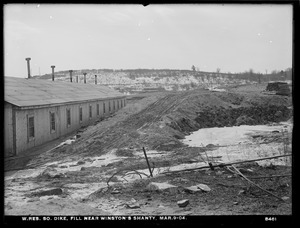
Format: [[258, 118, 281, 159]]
[[14, 88, 291, 169]]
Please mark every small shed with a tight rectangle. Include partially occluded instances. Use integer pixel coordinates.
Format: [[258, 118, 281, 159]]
[[4, 77, 127, 157]]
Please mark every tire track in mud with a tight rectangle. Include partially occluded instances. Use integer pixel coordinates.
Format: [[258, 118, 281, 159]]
[[86, 93, 190, 153]]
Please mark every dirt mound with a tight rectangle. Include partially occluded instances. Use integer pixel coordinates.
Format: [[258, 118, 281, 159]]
[[26, 89, 292, 165], [162, 92, 291, 133], [193, 105, 290, 128], [81, 90, 291, 153]]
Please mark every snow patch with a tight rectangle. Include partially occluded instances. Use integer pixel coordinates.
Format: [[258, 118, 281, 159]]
[[182, 122, 292, 166], [182, 122, 292, 147]]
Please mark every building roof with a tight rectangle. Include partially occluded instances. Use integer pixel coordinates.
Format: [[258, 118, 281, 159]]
[[5, 77, 126, 108]]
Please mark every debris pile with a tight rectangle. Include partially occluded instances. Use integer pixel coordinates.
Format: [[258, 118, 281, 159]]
[[266, 82, 291, 96]]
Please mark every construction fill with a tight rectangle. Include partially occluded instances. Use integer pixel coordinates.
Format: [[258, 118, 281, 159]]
[[5, 83, 293, 216]]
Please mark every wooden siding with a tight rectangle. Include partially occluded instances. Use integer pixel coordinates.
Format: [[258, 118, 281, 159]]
[[10, 97, 126, 156]]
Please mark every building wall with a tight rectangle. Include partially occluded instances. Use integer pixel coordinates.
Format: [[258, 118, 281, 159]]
[[4, 102, 14, 157], [14, 106, 61, 154], [12, 97, 126, 156]]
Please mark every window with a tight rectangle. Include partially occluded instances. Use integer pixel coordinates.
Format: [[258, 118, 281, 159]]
[[67, 108, 71, 127], [89, 105, 92, 118], [103, 103, 106, 113], [113, 100, 115, 110], [121, 100, 123, 108], [97, 104, 100, 116], [109, 101, 111, 112], [79, 107, 83, 122], [117, 100, 119, 109], [50, 112, 55, 132], [27, 116, 35, 141]]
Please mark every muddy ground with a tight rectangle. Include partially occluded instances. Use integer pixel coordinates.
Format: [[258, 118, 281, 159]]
[[4, 83, 293, 219]]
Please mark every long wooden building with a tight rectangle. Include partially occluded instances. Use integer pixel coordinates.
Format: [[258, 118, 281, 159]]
[[4, 76, 127, 157]]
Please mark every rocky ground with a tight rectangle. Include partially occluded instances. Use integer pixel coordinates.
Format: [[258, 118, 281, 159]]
[[4, 83, 293, 219]]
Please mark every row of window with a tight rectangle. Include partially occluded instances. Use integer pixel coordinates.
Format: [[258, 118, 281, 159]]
[[67, 99, 125, 127], [27, 99, 125, 141], [77, 99, 125, 123]]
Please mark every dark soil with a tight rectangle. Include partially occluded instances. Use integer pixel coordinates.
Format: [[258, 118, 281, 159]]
[[88, 163, 292, 215]]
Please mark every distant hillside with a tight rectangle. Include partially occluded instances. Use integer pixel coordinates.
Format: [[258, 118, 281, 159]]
[[33, 68, 292, 94]]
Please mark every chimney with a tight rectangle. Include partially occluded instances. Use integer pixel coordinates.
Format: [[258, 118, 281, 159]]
[[83, 73, 87, 84], [51, 65, 55, 81], [95, 75, 97, 85], [69, 70, 73, 82], [76, 75, 78, 83], [25, 57, 31, 78]]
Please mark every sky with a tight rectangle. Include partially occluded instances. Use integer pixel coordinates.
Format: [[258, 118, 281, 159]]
[[4, 4, 293, 78]]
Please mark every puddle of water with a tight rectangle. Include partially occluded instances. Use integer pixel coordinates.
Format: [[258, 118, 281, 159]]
[[182, 122, 292, 147], [39, 195, 61, 201], [132, 150, 170, 158], [5, 149, 126, 180], [5, 149, 128, 206], [5, 169, 45, 180], [181, 122, 292, 167], [53, 149, 127, 172], [52, 135, 79, 150]]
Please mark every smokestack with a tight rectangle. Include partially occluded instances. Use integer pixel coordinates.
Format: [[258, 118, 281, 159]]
[[51, 65, 55, 81], [95, 75, 97, 85], [25, 57, 31, 78], [83, 73, 87, 84], [69, 70, 73, 82], [76, 75, 78, 83]]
